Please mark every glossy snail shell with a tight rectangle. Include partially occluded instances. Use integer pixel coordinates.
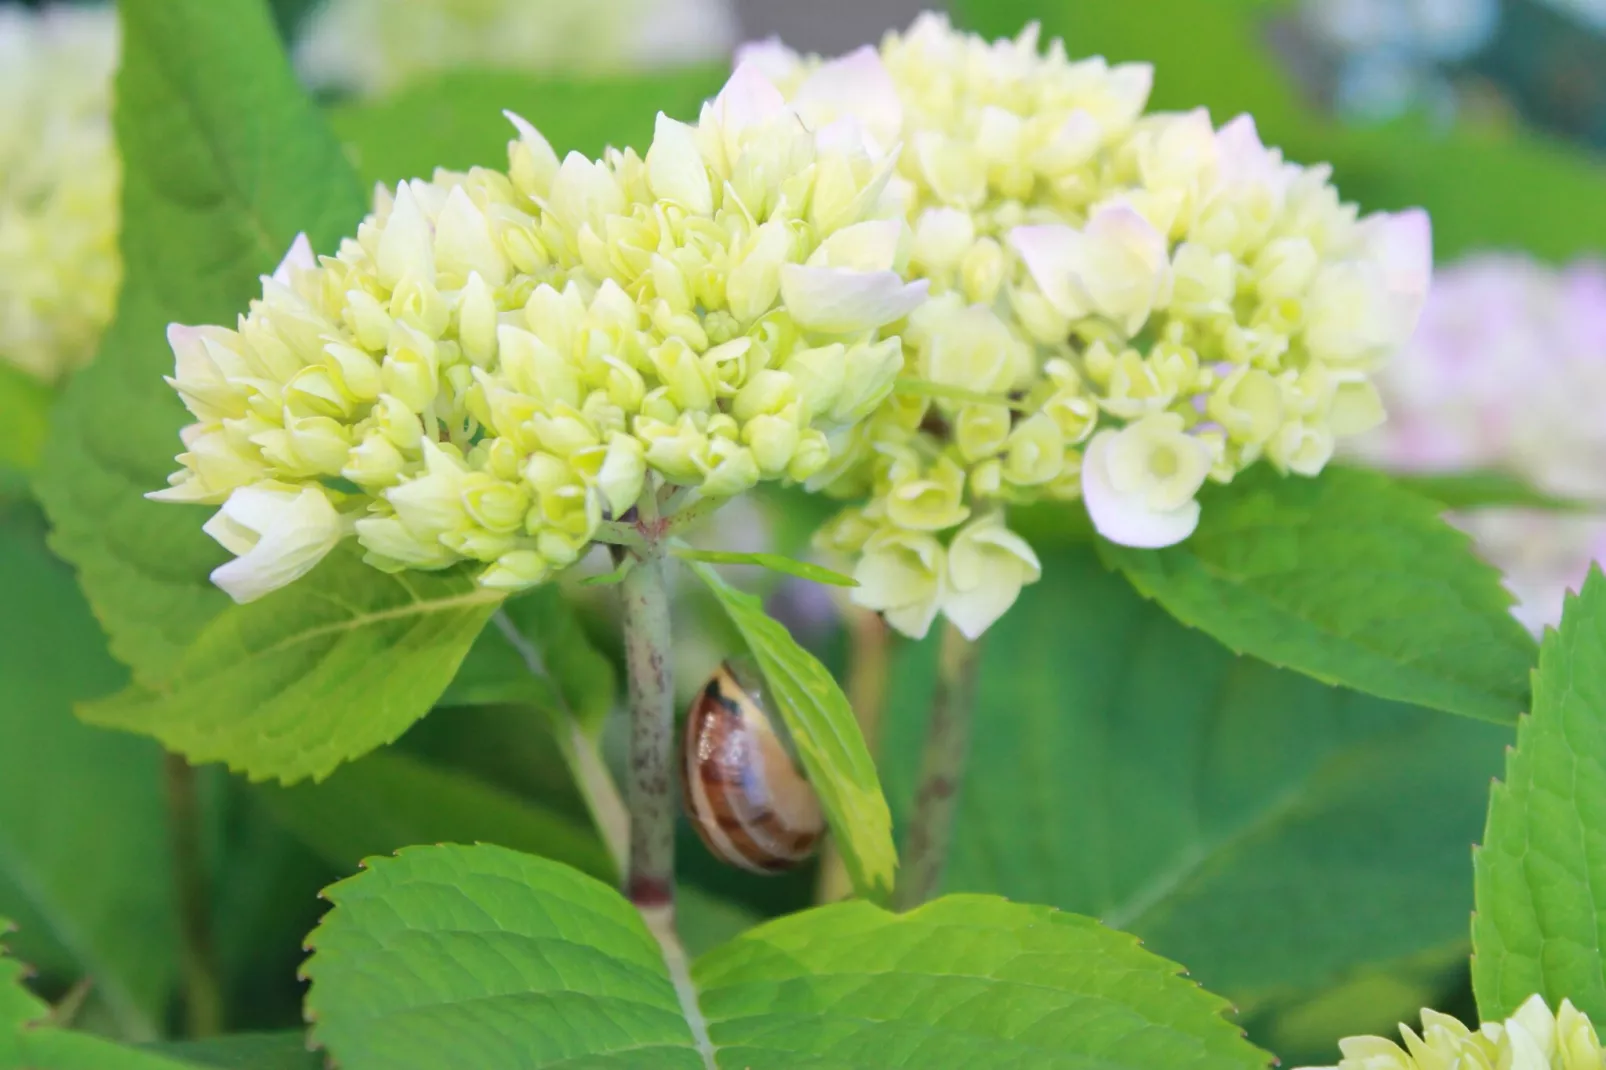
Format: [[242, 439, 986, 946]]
[[680, 661, 824, 873]]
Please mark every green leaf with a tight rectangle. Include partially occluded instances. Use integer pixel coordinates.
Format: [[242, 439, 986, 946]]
[[442, 589, 617, 735], [673, 547, 859, 587], [328, 66, 728, 186], [893, 377, 1030, 411], [303, 843, 1271, 1069], [141, 1033, 321, 1070], [78, 548, 502, 783], [0, 520, 175, 1039], [256, 749, 615, 882], [1101, 466, 1536, 725], [881, 545, 1509, 1055], [953, 0, 1606, 262], [36, 0, 369, 683], [687, 560, 897, 901], [0, 364, 52, 480], [1473, 566, 1606, 1022]]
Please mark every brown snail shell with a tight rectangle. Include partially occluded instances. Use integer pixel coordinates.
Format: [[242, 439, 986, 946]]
[[680, 660, 824, 873]]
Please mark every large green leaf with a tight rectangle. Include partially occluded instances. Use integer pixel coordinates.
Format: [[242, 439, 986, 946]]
[[79, 549, 501, 783], [142, 1032, 321, 1069], [0, 518, 174, 1039], [953, 0, 1606, 262], [327, 66, 727, 186], [1102, 466, 1535, 724], [1473, 567, 1606, 1022], [303, 843, 1271, 1069], [688, 561, 897, 901], [880, 545, 1509, 1057], [36, 0, 369, 684], [0, 364, 51, 485]]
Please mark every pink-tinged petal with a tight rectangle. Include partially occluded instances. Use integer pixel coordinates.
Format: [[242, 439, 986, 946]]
[[269, 233, 315, 286], [713, 61, 789, 136], [1009, 223, 1088, 317], [1082, 431, 1200, 548], [778, 265, 928, 333], [1368, 208, 1433, 303], [733, 36, 802, 83], [794, 44, 904, 153]]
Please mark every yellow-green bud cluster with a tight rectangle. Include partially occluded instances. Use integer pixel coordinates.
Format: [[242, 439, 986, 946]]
[[1296, 994, 1605, 1070], [0, 5, 120, 383], [154, 66, 926, 603], [747, 14, 1431, 639]]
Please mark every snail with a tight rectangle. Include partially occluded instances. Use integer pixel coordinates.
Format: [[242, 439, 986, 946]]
[[680, 660, 824, 873]]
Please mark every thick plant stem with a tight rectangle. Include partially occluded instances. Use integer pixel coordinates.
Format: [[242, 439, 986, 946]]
[[618, 550, 677, 912], [816, 606, 891, 903], [491, 607, 630, 874], [162, 753, 223, 1037], [893, 622, 983, 911]]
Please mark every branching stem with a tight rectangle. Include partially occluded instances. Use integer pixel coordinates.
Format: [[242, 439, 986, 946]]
[[893, 622, 983, 911]]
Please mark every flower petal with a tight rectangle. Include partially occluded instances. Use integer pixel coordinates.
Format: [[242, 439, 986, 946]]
[[1009, 223, 1090, 318], [207, 485, 346, 603], [793, 44, 904, 153], [779, 264, 927, 334], [269, 233, 315, 286], [1082, 430, 1201, 548]]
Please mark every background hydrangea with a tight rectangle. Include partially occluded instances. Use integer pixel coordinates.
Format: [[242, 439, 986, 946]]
[[295, 0, 738, 99], [1350, 253, 1606, 634], [154, 65, 928, 604], [0, 4, 120, 383], [746, 15, 1431, 640]]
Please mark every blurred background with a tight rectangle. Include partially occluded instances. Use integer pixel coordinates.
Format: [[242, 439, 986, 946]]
[[2, 0, 1604, 1066]]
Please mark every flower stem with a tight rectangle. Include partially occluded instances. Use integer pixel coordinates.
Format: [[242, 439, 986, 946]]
[[162, 753, 223, 1037], [893, 622, 983, 911], [491, 607, 629, 875], [617, 547, 677, 912], [816, 606, 891, 903]]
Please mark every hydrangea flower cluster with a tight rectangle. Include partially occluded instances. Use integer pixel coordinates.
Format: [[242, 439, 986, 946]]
[[1349, 254, 1606, 634], [153, 66, 927, 604], [295, 0, 737, 99], [0, 4, 120, 383], [744, 15, 1431, 640], [1296, 994, 1605, 1070]]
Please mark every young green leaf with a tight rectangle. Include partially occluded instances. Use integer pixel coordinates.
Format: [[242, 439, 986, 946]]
[[672, 547, 859, 587], [303, 844, 1272, 1069], [1473, 567, 1606, 1022], [686, 560, 896, 901], [79, 548, 502, 783], [1101, 465, 1536, 725], [0, 521, 175, 1039], [36, 0, 368, 683], [880, 545, 1509, 1046]]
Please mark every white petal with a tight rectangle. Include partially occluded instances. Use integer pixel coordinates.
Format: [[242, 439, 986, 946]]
[[942, 581, 1018, 640], [646, 112, 714, 215], [269, 233, 315, 286], [732, 36, 802, 83], [1009, 224, 1090, 318], [376, 183, 434, 289], [713, 62, 789, 138], [208, 486, 346, 604], [807, 219, 905, 273], [1082, 430, 1201, 548], [793, 44, 904, 153], [779, 265, 927, 334]]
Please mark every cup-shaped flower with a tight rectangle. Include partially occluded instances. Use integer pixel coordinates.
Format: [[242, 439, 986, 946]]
[[851, 528, 946, 639], [943, 512, 1041, 639], [1082, 413, 1213, 548]]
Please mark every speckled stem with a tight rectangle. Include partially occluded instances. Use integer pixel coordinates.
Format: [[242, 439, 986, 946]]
[[618, 548, 677, 912], [893, 622, 983, 911]]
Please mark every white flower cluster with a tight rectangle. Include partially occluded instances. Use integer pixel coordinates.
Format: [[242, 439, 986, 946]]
[[1298, 994, 1605, 1070], [154, 66, 926, 603], [295, 0, 738, 99], [1350, 254, 1606, 633], [747, 15, 1431, 640], [0, 4, 120, 383]]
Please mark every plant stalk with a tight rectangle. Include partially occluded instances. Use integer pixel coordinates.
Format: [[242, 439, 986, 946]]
[[892, 622, 983, 911], [816, 606, 891, 903], [161, 753, 223, 1037], [617, 547, 677, 912]]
